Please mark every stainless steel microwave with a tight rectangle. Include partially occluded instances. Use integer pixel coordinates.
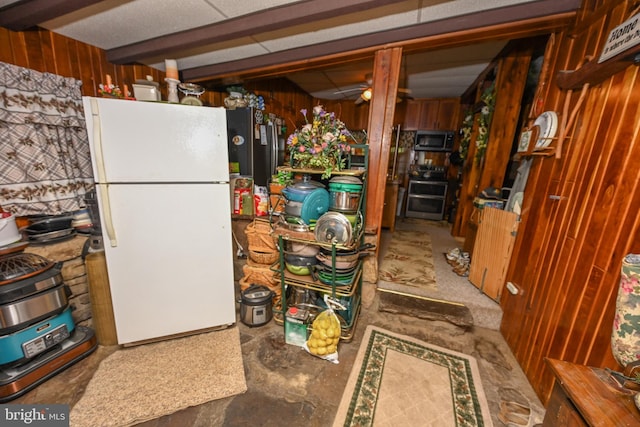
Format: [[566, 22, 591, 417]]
[[414, 130, 454, 152]]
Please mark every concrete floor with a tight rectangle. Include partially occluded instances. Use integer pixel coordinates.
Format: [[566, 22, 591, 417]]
[[9, 223, 546, 426]]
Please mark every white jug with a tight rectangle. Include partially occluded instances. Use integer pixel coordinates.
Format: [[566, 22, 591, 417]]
[[0, 212, 21, 246]]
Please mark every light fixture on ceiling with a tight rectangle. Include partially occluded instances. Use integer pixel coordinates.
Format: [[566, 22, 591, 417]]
[[360, 88, 372, 101]]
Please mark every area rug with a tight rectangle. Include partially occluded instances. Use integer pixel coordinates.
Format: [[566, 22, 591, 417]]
[[377, 230, 437, 293], [70, 327, 247, 427], [378, 219, 503, 330], [333, 326, 493, 427]]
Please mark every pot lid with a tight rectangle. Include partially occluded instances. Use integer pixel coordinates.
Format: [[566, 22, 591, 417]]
[[301, 188, 329, 224], [290, 178, 324, 191], [328, 182, 363, 192], [0, 253, 55, 285], [241, 285, 273, 302], [314, 212, 352, 245], [329, 176, 362, 185], [282, 180, 324, 202]]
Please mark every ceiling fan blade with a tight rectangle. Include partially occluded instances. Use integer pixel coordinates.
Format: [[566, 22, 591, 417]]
[[333, 87, 366, 94], [398, 88, 411, 93], [354, 96, 365, 105]]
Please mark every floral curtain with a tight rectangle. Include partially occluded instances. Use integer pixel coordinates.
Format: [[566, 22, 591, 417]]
[[0, 62, 93, 216]]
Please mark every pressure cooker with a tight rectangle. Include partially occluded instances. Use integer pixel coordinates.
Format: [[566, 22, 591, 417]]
[[240, 285, 273, 327]]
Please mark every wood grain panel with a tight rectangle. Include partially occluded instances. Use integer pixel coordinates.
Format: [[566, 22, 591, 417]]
[[0, 29, 12, 63], [8, 31, 27, 67], [501, 0, 640, 404], [50, 32, 72, 77]]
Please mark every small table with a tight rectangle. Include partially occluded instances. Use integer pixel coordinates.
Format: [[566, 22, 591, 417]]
[[543, 358, 640, 426]]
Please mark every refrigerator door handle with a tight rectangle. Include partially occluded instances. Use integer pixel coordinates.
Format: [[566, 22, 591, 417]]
[[271, 125, 277, 174], [99, 183, 118, 247], [90, 98, 108, 183], [89, 99, 118, 247]]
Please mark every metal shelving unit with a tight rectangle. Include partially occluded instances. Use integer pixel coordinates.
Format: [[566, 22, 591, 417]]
[[270, 145, 368, 342]]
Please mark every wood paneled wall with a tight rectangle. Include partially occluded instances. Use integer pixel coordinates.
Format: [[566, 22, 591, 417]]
[[0, 27, 163, 97], [0, 28, 371, 137], [500, 0, 640, 403]]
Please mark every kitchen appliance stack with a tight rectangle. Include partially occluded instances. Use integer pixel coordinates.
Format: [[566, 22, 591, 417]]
[[0, 250, 97, 402], [405, 130, 455, 220]]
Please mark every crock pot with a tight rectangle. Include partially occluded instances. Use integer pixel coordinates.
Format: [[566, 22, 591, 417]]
[[240, 285, 273, 327]]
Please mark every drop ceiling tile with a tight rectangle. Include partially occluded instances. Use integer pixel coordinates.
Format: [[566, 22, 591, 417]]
[[41, 0, 225, 49], [146, 38, 271, 70], [213, 0, 304, 17], [255, 2, 421, 52], [418, 0, 539, 22]]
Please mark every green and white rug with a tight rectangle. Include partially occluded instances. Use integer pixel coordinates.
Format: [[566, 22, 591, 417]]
[[333, 326, 493, 426]]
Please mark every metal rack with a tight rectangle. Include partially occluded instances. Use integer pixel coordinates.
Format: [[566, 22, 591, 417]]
[[270, 145, 368, 342]]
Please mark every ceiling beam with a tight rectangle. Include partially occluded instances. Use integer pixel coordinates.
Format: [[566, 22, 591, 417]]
[[106, 0, 409, 64], [182, 0, 580, 82], [0, 0, 103, 31]]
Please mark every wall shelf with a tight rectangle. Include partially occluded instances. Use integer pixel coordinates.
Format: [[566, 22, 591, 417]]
[[556, 44, 640, 90]]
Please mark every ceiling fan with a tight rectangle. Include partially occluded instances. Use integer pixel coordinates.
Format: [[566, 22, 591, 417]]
[[333, 73, 411, 104]]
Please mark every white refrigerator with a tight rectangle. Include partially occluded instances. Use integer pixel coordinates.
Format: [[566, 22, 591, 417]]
[[82, 97, 236, 345]]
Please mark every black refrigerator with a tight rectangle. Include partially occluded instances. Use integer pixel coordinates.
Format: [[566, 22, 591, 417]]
[[226, 107, 284, 186]]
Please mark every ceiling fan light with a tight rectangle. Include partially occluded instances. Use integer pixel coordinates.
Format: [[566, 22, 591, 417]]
[[361, 88, 372, 101]]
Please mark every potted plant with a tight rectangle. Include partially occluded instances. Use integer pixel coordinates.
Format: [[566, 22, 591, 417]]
[[269, 170, 293, 194]]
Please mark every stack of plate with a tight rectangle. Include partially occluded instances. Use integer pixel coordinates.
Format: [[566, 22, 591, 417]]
[[23, 216, 75, 245]]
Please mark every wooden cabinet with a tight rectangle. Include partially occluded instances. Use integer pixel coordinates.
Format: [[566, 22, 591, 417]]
[[403, 98, 460, 130], [381, 181, 399, 232], [542, 359, 640, 427]]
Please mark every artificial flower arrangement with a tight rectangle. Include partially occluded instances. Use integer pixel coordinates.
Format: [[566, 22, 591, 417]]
[[286, 105, 352, 179], [475, 81, 496, 163], [459, 109, 474, 161], [98, 74, 126, 98]]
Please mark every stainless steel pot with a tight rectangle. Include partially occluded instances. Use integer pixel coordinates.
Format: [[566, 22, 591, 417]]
[[319, 243, 375, 262], [286, 240, 319, 257], [0, 284, 70, 334], [316, 252, 364, 270], [329, 190, 361, 212], [285, 200, 303, 217]]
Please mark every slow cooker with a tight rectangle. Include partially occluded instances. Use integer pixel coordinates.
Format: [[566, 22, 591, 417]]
[[240, 285, 273, 327]]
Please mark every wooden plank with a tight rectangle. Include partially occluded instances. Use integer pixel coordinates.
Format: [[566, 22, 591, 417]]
[[365, 47, 402, 241], [0, 29, 14, 63], [85, 252, 118, 346], [22, 30, 43, 71], [8, 31, 28, 67], [469, 207, 519, 300], [50, 32, 73, 77], [37, 29, 56, 74]]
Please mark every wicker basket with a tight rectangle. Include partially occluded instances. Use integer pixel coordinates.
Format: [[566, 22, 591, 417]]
[[248, 249, 279, 265], [245, 218, 276, 252], [242, 259, 279, 288]]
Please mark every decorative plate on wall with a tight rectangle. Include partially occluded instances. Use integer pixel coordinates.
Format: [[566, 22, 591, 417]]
[[534, 111, 558, 148]]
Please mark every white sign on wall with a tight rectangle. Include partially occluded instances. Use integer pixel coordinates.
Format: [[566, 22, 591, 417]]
[[599, 12, 640, 63]]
